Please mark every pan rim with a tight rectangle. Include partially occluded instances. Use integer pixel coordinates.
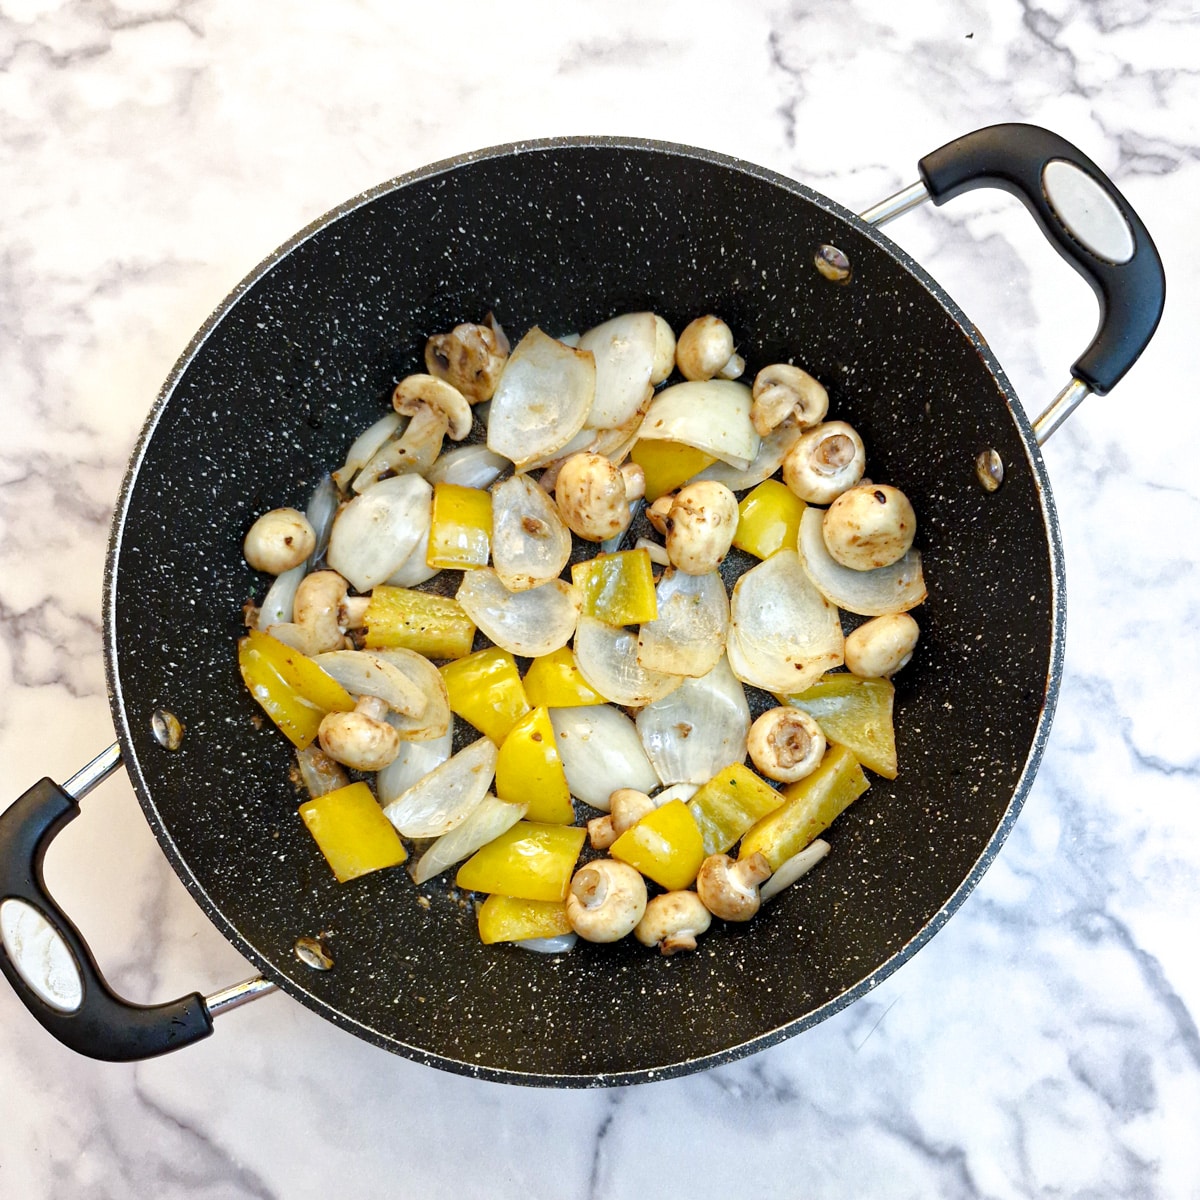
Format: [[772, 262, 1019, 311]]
[[103, 135, 1066, 1086]]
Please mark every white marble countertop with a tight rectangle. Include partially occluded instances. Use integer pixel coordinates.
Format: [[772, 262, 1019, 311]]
[[2, 1, 1197, 1195]]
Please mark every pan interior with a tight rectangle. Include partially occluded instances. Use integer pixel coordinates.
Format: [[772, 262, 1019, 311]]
[[106, 141, 1057, 1085]]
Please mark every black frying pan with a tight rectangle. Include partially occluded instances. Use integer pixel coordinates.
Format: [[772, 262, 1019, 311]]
[[0, 125, 1164, 1084]]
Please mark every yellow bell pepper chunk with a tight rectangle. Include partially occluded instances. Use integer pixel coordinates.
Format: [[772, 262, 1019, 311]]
[[238, 630, 355, 749], [363, 585, 477, 660], [427, 482, 493, 570], [522, 646, 606, 709], [440, 646, 531, 744], [495, 706, 574, 823], [610, 799, 706, 891], [571, 549, 658, 626], [687, 762, 786, 856], [298, 781, 408, 882], [738, 745, 869, 870], [477, 895, 572, 944], [629, 439, 717, 501], [778, 673, 897, 778], [733, 479, 807, 560], [455, 821, 587, 902]]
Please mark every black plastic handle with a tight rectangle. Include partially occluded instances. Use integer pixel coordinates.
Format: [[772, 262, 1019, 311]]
[[918, 122, 1165, 395], [0, 776, 213, 1061]]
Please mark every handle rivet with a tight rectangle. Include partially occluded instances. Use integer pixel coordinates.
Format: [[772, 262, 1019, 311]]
[[814, 244, 852, 283], [294, 935, 334, 971], [151, 709, 185, 751], [975, 449, 1004, 492]]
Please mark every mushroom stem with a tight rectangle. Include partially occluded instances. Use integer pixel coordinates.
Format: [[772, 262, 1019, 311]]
[[695, 852, 771, 922]]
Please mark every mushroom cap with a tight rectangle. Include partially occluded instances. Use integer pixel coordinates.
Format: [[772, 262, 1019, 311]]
[[243, 507, 316, 575], [781, 421, 866, 505], [845, 612, 920, 678], [634, 890, 712, 953], [288, 570, 352, 654], [675, 315, 735, 382], [554, 451, 632, 542], [747, 706, 827, 783], [695, 852, 771, 922], [751, 364, 829, 436], [424, 321, 508, 404], [318, 700, 403, 772], [565, 859, 647, 943], [664, 480, 739, 575], [392, 374, 473, 440], [822, 483, 917, 571]]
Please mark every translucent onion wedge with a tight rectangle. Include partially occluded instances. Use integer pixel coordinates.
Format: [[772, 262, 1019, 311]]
[[456, 569, 580, 658], [691, 417, 803, 491], [636, 568, 729, 677], [797, 506, 927, 616], [386, 522, 438, 588], [728, 550, 844, 693], [326, 473, 432, 592], [573, 618, 685, 708], [311, 650, 428, 719], [427, 443, 508, 489], [382, 736, 498, 838], [635, 655, 751, 785], [635, 380, 759, 469], [411, 794, 528, 885], [653, 782, 699, 806], [491, 474, 572, 592], [760, 838, 831, 902], [517, 933, 578, 954], [486, 327, 596, 470], [521, 425, 597, 473], [548, 706, 659, 811], [371, 648, 451, 740], [332, 412, 402, 490], [256, 562, 305, 631], [305, 473, 339, 563], [376, 720, 454, 806], [578, 312, 657, 429], [295, 743, 350, 798]]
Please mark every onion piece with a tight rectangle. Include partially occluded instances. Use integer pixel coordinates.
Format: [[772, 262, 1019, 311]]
[[549, 706, 659, 811], [599, 501, 641, 554], [256, 562, 305, 630], [305, 473, 339, 563], [332, 412, 402, 491], [797, 506, 927, 616], [634, 537, 670, 567], [294, 743, 350, 798], [326, 473, 432, 592], [728, 550, 844, 694], [486, 327, 596, 470], [573, 617, 684, 707], [521, 425, 597, 473], [427, 443, 508, 489], [516, 933, 578, 954], [382, 736, 498, 838], [635, 655, 750, 785], [491, 474, 572, 592], [376, 721, 454, 806], [653, 782, 699, 805], [635, 380, 759, 469], [311, 649, 428, 719], [636, 568, 729, 677], [760, 838, 831, 902], [372, 648, 451, 740], [386, 521, 438, 588], [691, 417, 803, 491], [456, 569, 580, 658], [410, 794, 527, 885], [578, 312, 657, 429]]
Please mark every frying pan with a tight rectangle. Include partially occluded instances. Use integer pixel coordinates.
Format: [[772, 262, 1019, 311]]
[[0, 124, 1164, 1085]]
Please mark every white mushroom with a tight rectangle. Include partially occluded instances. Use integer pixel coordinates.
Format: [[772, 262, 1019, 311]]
[[554, 451, 634, 542], [243, 508, 316, 574], [751, 364, 829, 436], [649, 315, 677, 384], [675, 316, 742, 382], [389, 374, 473, 473], [695, 852, 772, 922], [663, 481, 739, 575], [646, 493, 675, 536], [620, 461, 646, 503], [845, 612, 920, 677], [633, 891, 712, 955], [587, 788, 656, 850], [267, 570, 368, 656], [424, 318, 509, 403], [822, 483, 917, 571], [747, 706, 826, 783], [565, 860, 648, 943], [782, 420, 866, 505], [318, 696, 402, 772]]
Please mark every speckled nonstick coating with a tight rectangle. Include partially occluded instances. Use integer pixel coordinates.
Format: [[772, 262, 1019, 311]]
[[104, 139, 1063, 1086]]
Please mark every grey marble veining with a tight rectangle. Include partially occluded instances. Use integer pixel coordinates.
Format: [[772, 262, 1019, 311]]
[[1, 0, 1198, 1196]]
